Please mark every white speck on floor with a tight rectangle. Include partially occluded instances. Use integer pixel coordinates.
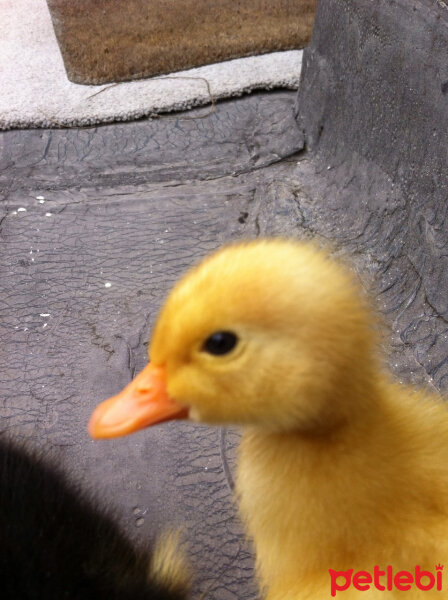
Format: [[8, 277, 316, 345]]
[[17, 207, 27, 212], [40, 313, 50, 317], [45, 212, 52, 217], [104, 282, 112, 288], [36, 195, 45, 200]]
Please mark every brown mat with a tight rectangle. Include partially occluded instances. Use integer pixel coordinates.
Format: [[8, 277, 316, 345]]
[[46, 0, 317, 85]]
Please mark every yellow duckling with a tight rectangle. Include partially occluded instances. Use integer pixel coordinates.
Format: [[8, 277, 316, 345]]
[[89, 239, 448, 599]]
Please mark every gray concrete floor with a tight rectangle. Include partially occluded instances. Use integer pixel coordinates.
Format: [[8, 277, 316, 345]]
[[0, 90, 445, 599]]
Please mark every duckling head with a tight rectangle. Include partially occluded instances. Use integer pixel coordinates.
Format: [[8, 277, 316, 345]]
[[89, 239, 378, 438]]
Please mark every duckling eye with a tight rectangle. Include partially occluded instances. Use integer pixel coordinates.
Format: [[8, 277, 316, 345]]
[[202, 331, 238, 356]]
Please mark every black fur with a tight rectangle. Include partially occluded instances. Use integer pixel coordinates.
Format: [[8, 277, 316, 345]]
[[0, 437, 186, 600]]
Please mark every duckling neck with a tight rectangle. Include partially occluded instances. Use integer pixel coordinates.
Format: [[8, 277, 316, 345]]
[[236, 379, 400, 582]]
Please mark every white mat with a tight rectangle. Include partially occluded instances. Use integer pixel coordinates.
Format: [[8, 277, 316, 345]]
[[0, 0, 303, 130]]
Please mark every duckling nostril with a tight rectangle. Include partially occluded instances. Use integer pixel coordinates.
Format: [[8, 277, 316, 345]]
[[136, 386, 152, 395]]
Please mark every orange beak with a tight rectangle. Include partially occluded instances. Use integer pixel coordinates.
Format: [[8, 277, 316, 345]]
[[88, 363, 188, 439]]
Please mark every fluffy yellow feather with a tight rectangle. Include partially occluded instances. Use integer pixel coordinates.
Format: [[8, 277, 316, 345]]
[[90, 239, 448, 599]]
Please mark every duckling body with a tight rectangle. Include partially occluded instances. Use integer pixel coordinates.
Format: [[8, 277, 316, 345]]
[[89, 239, 448, 599], [239, 386, 448, 599], [0, 437, 188, 600]]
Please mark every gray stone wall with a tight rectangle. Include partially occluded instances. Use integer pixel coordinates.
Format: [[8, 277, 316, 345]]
[[294, 0, 448, 389]]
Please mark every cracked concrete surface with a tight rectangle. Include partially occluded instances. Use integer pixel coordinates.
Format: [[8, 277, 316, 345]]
[[295, 0, 448, 393], [0, 84, 447, 598]]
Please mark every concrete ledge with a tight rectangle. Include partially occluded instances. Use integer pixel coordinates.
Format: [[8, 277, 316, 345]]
[[296, 0, 448, 178], [293, 0, 448, 389], [295, 0, 448, 316]]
